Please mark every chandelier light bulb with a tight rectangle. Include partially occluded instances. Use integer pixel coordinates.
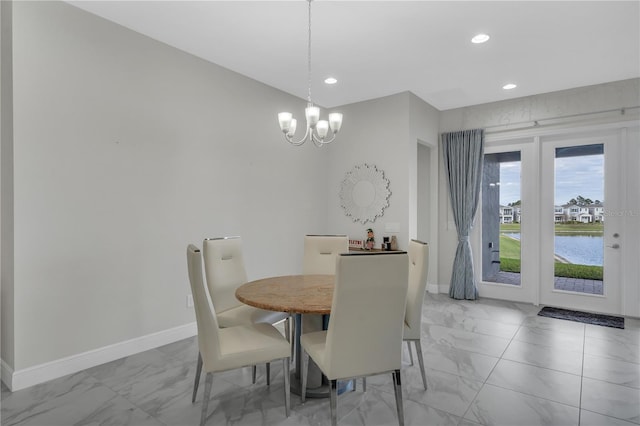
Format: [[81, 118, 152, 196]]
[[329, 113, 343, 133], [278, 112, 292, 133], [316, 120, 329, 139], [288, 118, 297, 136], [305, 105, 320, 128]]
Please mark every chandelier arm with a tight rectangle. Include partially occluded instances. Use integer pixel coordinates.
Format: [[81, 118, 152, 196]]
[[311, 132, 338, 146], [285, 126, 311, 146], [312, 131, 327, 148]]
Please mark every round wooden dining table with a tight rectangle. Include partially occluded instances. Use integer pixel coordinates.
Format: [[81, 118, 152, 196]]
[[236, 274, 334, 314], [235, 274, 338, 398]]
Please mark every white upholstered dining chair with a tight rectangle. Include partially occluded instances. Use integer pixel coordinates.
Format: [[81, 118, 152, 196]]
[[202, 237, 289, 327], [202, 236, 291, 383], [404, 239, 429, 390], [300, 252, 409, 426], [186, 244, 290, 426], [299, 234, 349, 368], [302, 234, 349, 274]]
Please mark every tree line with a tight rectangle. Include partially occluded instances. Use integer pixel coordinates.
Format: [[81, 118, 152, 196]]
[[507, 195, 602, 207]]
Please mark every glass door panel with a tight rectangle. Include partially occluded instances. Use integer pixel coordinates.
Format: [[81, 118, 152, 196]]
[[554, 144, 604, 295], [477, 140, 536, 304], [482, 151, 522, 286], [540, 134, 621, 315]]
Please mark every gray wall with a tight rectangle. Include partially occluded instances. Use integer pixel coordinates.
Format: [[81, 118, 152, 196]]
[[409, 93, 440, 288], [417, 143, 430, 242], [1, 0, 15, 370], [440, 79, 640, 133], [326, 92, 412, 248], [324, 91, 440, 259], [5, 0, 331, 371]]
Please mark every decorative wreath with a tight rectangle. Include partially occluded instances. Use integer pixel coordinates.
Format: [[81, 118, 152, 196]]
[[339, 164, 391, 224]]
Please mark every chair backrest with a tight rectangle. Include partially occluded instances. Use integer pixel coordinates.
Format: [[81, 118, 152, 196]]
[[324, 252, 409, 379], [302, 235, 349, 275], [186, 244, 221, 369], [405, 240, 429, 336], [202, 237, 247, 313]]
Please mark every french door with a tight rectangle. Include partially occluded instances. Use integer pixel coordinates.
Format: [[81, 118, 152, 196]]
[[539, 132, 622, 314], [476, 130, 623, 315], [476, 140, 538, 304]]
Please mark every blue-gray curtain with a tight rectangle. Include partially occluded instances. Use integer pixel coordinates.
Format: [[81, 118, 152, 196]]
[[441, 129, 484, 300]]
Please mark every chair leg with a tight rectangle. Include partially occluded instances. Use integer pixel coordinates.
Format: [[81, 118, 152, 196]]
[[414, 340, 427, 390], [301, 349, 309, 403], [266, 362, 271, 386], [363, 377, 367, 392], [200, 372, 213, 426], [284, 315, 290, 343], [406, 341, 414, 366], [192, 352, 203, 403], [284, 316, 293, 364], [392, 370, 405, 426], [283, 358, 290, 417], [289, 315, 295, 361], [330, 379, 338, 426], [252, 365, 257, 384]]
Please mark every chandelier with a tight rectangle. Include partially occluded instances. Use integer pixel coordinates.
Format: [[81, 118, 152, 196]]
[[277, 0, 343, 147]]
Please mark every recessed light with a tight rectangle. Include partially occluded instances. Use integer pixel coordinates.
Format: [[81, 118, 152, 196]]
[[324, 77, 338, 85], [503, 83, 517, 90], [471, 33, 490, 44]]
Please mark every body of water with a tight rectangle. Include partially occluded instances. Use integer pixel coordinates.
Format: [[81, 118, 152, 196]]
[[503, 233, 603, 266]]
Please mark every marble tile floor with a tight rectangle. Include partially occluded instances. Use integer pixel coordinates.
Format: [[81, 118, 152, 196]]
[[2, 293, 639, 426]]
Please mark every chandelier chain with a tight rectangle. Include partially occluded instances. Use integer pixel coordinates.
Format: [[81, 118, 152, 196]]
[[307, 0, 312, 104], [276, 0, 342, 146]]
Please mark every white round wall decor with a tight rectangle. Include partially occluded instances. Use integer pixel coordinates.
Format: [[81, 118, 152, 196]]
[[339, 163, 391, 224]]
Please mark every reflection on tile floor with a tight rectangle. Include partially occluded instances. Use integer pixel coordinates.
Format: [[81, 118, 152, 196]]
[[2, 293, 639, 425]]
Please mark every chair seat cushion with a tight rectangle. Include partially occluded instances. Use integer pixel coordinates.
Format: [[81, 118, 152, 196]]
[[300, 330, 329, 375], [217, 304, 289, 328], [206, 323, 290, 373]]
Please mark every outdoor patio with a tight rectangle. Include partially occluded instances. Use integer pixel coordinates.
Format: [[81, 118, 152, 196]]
[[486, 271, 604, 295]]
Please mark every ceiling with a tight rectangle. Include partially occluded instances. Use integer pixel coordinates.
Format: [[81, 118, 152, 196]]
[[66, 1, 640, 111]]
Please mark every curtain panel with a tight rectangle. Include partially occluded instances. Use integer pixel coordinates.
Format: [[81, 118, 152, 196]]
[[441, 129, 485, 300]]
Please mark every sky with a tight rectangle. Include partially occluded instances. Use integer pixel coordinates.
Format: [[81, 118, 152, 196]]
[[499, 155, 604, 206]]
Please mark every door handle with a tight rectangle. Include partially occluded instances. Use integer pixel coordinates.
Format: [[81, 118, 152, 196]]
[[606, 244, 620, 249]]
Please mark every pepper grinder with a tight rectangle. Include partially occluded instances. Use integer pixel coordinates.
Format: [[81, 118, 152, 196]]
[[390, 236, 398, 251]]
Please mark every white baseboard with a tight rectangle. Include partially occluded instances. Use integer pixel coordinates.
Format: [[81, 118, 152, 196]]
[[426, 282, 449, 294], [3, 322, 197, 392], [1, 359, 14, 390], [426, 283, 439, 294]]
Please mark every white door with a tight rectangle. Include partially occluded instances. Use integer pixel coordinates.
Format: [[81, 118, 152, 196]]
[[539, 131, 622, 314]]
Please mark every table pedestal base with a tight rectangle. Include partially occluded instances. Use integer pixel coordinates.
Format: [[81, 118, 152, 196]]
[[289, 371, 354, 398]]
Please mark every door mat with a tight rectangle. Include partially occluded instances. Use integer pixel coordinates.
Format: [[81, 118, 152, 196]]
[[538, 306, 624, 329]]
